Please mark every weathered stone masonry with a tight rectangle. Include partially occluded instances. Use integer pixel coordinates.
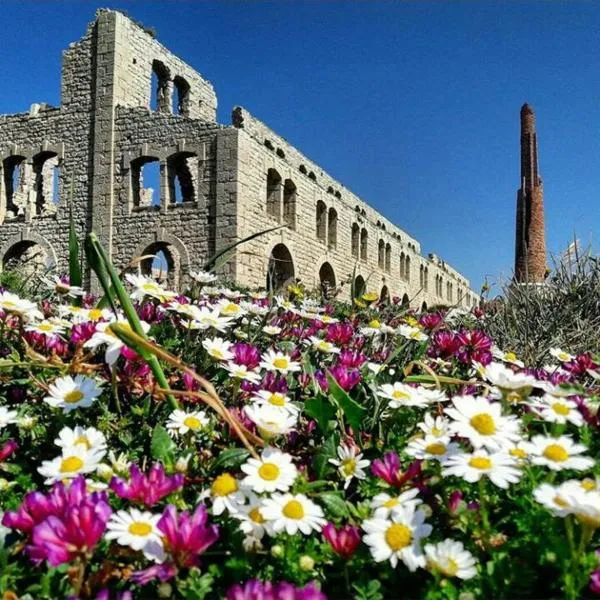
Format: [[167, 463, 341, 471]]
[[0, 9, 478, 307]]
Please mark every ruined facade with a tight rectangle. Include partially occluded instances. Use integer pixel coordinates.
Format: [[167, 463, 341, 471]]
[[0, 9, 478, 308], [514, 103, 547, 283]]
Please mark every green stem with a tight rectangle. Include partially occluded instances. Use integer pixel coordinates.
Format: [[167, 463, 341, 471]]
[[478, 477, 491, 541]]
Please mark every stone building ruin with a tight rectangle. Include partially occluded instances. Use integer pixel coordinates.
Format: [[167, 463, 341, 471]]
[[0, 9, 478, 307]]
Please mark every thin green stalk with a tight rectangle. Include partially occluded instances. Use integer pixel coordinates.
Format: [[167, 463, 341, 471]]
[[478, 478, 491, 541]]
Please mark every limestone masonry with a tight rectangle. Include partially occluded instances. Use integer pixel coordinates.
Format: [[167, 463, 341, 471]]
[[0, 9, 478, 307]]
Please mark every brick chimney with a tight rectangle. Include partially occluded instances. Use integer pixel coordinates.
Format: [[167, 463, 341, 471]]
[[514, 103, 547, 282]]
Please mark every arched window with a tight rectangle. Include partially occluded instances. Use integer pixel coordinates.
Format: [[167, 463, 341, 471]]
[[131, 156, 161, 208], [167, 152, 197, 204], [139, 241, 178, 289], [401, 293, 410, 308], [419, 265, 424, 289], [266, 169, 282, 221], [267, 244, 295, 292], [283, 179, 296, 230], [327, 207, 338, 249], [424, 267, 429, 292], [422, 301, 428, 312], [405, 255, 411, 282], [3, 240, 50, 282], [354, 275, 366, 298], [360, 228, 368, 261], [316, 200, 327, 241], [2, 155, 26, 219], [32, 151, 60, 215], [378, 239, 385, 269], [385, 243, 391, 273], [400, 252, 405, 280], [151, 60, 171, 113], [380, 285, 390, 304], [173, 76, 190, 116], [351, 223, 360, 258], [319, 262, 336, 298]]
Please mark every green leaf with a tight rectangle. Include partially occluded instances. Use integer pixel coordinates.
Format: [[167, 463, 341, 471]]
[[150, 424, 176, 465], [210, 447, 250, 472], [304, 395, 336, 432], [326, 372, 366, 431], [313, 432, 339, 479], [318, 491, 349, 518]]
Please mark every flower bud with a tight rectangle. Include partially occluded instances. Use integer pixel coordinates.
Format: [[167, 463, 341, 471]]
[[299, 555, 315, 571], [96, 464, 114, 482], [158, 582, 173, 598], [271, 544, 284, 558]]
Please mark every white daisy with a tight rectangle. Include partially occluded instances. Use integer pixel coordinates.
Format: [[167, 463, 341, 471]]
[[54, 425, 107, 454], [125, 274, 176, 302], [241, 447, 298, 493], [263, 326, 282, 336], [224, 362, 262, 384], [38, 445, 105, 484], [306, 336, 340, 354], [25, 319, 66, 337], [0, 407, 18, 429], [105, 508, 165, 562], [397, 324, 428, 342], [259, 350, 302, 375], [0, 291, 42, 320], [533, 482, 580, 517], [84, 320, 151, 367], [231, 493, 272, 540], [550, 348, 575, 363], [362, 506, 432, 571], [261, 493, 326, 535], [371, 489, 422, 518], [377, 383, 441, 409], [528, 395, 584, 427], [244, 404, 297, 439], [525, 435, 595, 472], [491, 346, 525, 368], [442, 450, 521, 489], [166, 409, 210, 436], [424, 539, 477, 580], [481, 362, 537, 398], [202, 337, 234, 361], [216, 300, 247, 318], [251, 390, 299, 416], [444, 395, 521, 451], [405, 436, 461, 463], [329, 443, 370, 488], [41, 274, 85, 297], [417, 414, 451, 439], [189, 270, 218, 284], [43, 375, 103, 412], [206, 473, 246, 515]]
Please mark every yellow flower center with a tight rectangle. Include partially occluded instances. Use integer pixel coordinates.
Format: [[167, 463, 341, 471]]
[[258, 462, 280, 481], [441, 558, 460, 577], [128, 522, 153, 536], [282, 500, 305, 520], [384, 498, 399, 509], [2, 301, 16, 310], [88, 309, 103, 321], [553, 495, 569, 507], [392, 390, 410, 400], [543, 444, 569, 462], [249, 507, 265, 524], [210, 349, 224, 360], [60, 456, 84, 473], [269, 394, 286, 407], [38, 323, 54, 332], [75, 436, 91, 450], [469, 413, 496, 435], [368, 319, 381, 328], [211, 473, 238, 496], [469, 457, 492, 470], [582, 479, 597, 491], [505, 352, 517, 362], [431, 427, 443, 437], [425, 442, 447, 455], [316, 341, 331, 351], [183, 416, 202, 430], [64, 390, 85, 404], [341, 459, 357, 476], [559, 352, 570, 362], [552, 403, 570, 416], [509, 447, 527, 459], [273, 358, 289, 370], [385, 523, 412, 551]]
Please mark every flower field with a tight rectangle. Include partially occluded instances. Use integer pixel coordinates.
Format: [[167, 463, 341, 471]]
[[1, 262, 600, 599]]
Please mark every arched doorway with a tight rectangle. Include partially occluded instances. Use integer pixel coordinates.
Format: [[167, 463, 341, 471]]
[[421, 301, 428, 312], [380, 285, 390, 304], [267, 244, 295, 292], [401, 293, 410, 308], [318, 262, 336, 299], [138, 242, 178, 289], [3, 240, 49, 283], [353, 275, 366, 299]]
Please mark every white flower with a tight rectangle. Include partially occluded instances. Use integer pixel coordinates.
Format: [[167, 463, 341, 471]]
[[367, 362, 385, 375], [529, 395, 584, 427], [166, 409, 210, 436], [252, 390, 299, 415], [442, 450, 521, 489], [263, 326, 282, 336], [259, 350, 301, 375], [377, 383, 443, 409], [241, 447, 298, 493], [38, 445, 105, 484], [0, 291, 42, 320], [491, 346, 525, 368], [105, 509, 165, 562], [533, 482, 580, 517], [25, 319, 66, 337], [231, 493, 272, 539], [0, 407, 18, 430], [216, 299, 247, 318], [43, 375, 103, 412], [189, 270, 218, 284], [444, 395, 521, 451], [206, 473, 246, 515], [371, 489, 422, 518], [329, 444, 370, 488], [524, 435, 594, 472], [54, 425, 107, 454], [550, 348, 574, 363], [0, 513, 9, 548], [417, 414, 451, 439], [306, 336, 340, 354], [224, 362, 262, 384], [424, 539, 477, 579], [125, 273, 176, 302], [84, 320, 151, 367], [219, 288, 244, 300], [60, 305, 111, 324], [202, 337, 234, 361], [397, 324, 428, 342], [108, 451, 131, 476], [481, 362, 537, 394], [405, 436, 461, 463], [261, 493, 326, 535], [244, 404, 297, 438], [41, 275, 85, 297], [363, 506, 432, 571]]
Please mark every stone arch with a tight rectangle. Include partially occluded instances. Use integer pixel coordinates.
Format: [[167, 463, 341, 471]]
[[318, 261, 336, 298], [266, 243, 295, 292], [133, 232, 189, 290], [380, 285, 390, 304], [421, 301, 428, 312], [151, 60, 171, 113], [173, 75, 191, 116], [354, 275, 366, 298], [401, 293, 410, 308], [0, 232, 57, 282]]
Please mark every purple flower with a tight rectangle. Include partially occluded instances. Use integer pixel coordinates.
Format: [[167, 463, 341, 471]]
[[232, 343, 261, 369], [419, 312, 444, 331], [338, 350, 367, 369], [110, 463, 184, 506], [456, 329, 492, 365], [325, 323, 354, 346], [329, 366, 361, 392], [131, 563, 178, 586], [448, 490, 464, 514], [427, 330, 461, 360], [322, 523, 361, 558], [0, 439, 17, 462], [226, 580, 327, 600], [371, 452, 422, 489], [70, 321, 97, 345]]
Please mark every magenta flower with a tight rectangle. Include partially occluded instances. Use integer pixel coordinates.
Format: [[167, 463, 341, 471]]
[[233, 342, 261, 369], [226, 580, 327, 600], [456, 329, 492, 365], [70, 321, 97, 345], [371, 452, 422, 489], [110, 463, 184, 506], [131, 563, 178, 586], [325, 323, 354, 346], [427, 330, 461, 360], [564, 353, 600, 378], [322, 523, 361, 558], [419, 312, 444, 331], [338, 350, 367, 369], [329, 366, 361, 392], [0, 439, 18, 462]]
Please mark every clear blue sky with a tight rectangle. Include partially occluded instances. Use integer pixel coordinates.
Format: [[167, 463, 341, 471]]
[[1, 1, 599, 293]]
